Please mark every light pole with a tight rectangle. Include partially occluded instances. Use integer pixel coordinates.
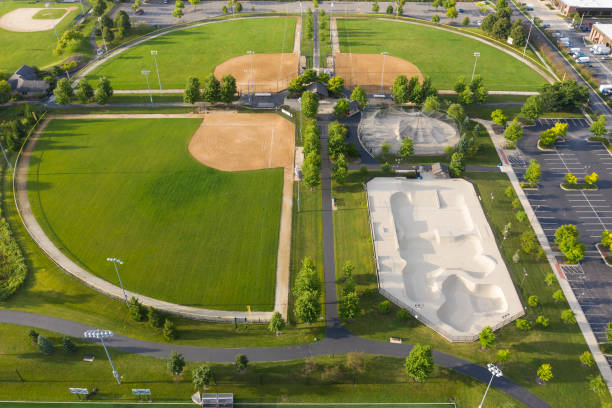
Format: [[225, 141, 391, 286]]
[[295, 165, 302, 212], [243, 69, 250, 103], [247, 51, 255, 104], [523, 19, 534, 58], [380, 51, 388, 94], [330, 2, 334, 43], [150, 50, 162, 92], [471, 51, 480, 81], [141, 70, 153, 107], [84, 330, 121, 384], [298, 97, 303, 144], [520, 267, 528, 287], [106, 257, 128, 306], [97, 17, 108, 53], [478, 363, 503, 408]]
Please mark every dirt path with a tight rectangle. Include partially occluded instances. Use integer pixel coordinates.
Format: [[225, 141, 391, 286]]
[[14, 113, 287, 322]]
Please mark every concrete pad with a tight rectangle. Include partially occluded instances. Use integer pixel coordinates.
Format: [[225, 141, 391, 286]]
[[366, 177, 524, 341]]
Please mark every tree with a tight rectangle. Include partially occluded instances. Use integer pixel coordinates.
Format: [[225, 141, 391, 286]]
[[405, 344, 434, 383], [555, 224, 585, 263], [76, 80, 94, 104], [115, 10, 131, 32], [381, 142, 391, 156], [0, 80, 10, 104], [561, 309, 576, 324], [516, 318, 531, 331], [540, 80, 589, 111], [432, 14, 440, 23], [28, 329, 39, 345], [328, 76, 344, 95], [454, 75, 467, 94], [491, 16, 511, 40], [293, 257, 320, 296], [128, 296, 146, 321], [449, 152, 465, 178], [162, 318, 176, 341], [423, 95, 440, 112], [590, 115, 607, 138], [580, 351, 594, 367], [132, 0, 141, 10], [167, 351, 186, 376], [386, 4, 394, 14], [536, 315, 550, 327], [590, 375, 607, 396], [340, 290, 360, 320], [328, 121, 348, 159], [219, 74, 237, 104], [95, 76, 113, 104], [608, 322, 612, 342], [294, 289, 321, 323], [54, 28, 83, 55], [192, 365, 215, 390], [392, 75, 409, 104], [478, 326, 496, 349], [268, 311, 285, 333], [399, 137, 414, 159], [544, 272, 555, 287], [447, 103, 465, 124], [93, 0, 107, 16], [539, 128, 558, 148], [473, 86, 488, 104], [301, 69, 317, 84], [301, 91, 319, 118], [521, 95, 543, 119], [519, 230, 537, 255], [490, 109, 507, 126], [37, 335, 54, 355], [53, 78, 73, 105], [201, 74, 220, 103], [302, 150, 321, 189], [528, 295, 540, 308], [350, 86, 367, 108], [433, 0, 442, 8], [462, 16, 470, 26], [510, 21, 527, 47], [235, 354, 248, 371], [62, 337, 77, 353], [524, 159, 541, 184], [333, 153, 348, 185], [372, 1, 379, 13], [504, 119, 523, 143], [173, 1, 185, 18], [603, 230, 612, 252], [565, 172, 578, 185], [537, 363, 553, 383], [497, 349, 510, 365], [458, 88, 474, 105], [585, 172, 599, 185], [148, 306, 164, 329], [183, 76, 201, 104], [221, 5, 228, 13], [333, 99, 350, 118], [552, 289, 565, 303], [481, 14, 496, 33]]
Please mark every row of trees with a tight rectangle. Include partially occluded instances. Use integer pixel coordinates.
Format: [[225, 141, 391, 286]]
[[328, 121, 348, 185], [339, 262, 360, 320], [302, 117, 321, 189], [54, 76, 114, 105], [28, 329, 77, 355], [221, 0, 242, 15], [333, 86, 367, 118], [183, 74, 237, 104], [293, 257, 322, 323], [392, 75, 437, 105], [128, 297, 177, 341], [538, 122, 568, 148], [520, 80, 589, 119], [98, 10, 132, 44], [453, 74, 488, 105]]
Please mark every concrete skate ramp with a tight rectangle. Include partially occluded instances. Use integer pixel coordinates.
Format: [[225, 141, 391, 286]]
[[358, 108, 459, 157], [366, 177, 523, 342]]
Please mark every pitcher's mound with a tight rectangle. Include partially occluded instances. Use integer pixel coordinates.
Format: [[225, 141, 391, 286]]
[[189, 111, 295, 172], [214, 53, 299, 94], [333, 53, 423, 92], [0, 7, 75, 32]]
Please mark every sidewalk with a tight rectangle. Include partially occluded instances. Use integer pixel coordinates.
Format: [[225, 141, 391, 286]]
[[475, 118, 612, 393]]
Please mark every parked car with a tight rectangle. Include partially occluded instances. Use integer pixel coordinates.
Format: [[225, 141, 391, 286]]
[[476, 19, 482, 26], [458, 8, 464, 13], [542, 23, 551, 28], [135, 8, 144, 14]]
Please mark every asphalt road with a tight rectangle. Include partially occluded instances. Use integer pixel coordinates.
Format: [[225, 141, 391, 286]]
[[511, 118, 612, 348]]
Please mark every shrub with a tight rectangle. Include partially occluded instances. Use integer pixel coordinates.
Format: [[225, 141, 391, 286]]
[[340, 291, 360, 320], [590, 375, 607, 396], [580, 351, 594, 367], [516, 318, 531, 331], [512, 198, 521, 209], [544, 272, 555, 287], [536, 315, 549, 327], [552, 289, 565, 303], [162, 319, 176, 341], [167, 351, 186, 376], [397, 308, 410, 321], [268, 311, 285, 333], [504, 186, 516, 199], [515, 211, 527, 223], [537, 363, 553, 382], [381, 162, 391, 173], [235, 354, 249, 371], [28, 329, 39, 345], [62, 337, 77, 353], [378, 300, 392, 314], [497, 349, 510, 364], [192, 365, 215, 390], [528, 295, 539, 308], [148, 306, 164, 329], [405, 344, 434, 382], [478, 326, 496, 349], [561, 309, 576, 324], [128, 296, 146, 321], [37, 335, 54, 355]]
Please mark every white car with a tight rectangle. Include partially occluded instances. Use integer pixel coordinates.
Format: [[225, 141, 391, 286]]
[[476, 19, 482, 26]]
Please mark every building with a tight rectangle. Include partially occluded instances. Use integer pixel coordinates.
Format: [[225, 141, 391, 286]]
[[590, 23, 612, 46], [348, 100, 361, 117], [305, 81, 329, 98], [550, 0, 612, 16], [8, 65, 49, 97]]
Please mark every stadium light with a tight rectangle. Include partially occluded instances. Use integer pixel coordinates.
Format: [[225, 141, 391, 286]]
[[380, 52, 388, 95], [97, 17, 108, 53], [141, 70, 153, 107], [106, 257, 128, 306], [523, 19, 534, 58], [471, 52, 480, 81], [83, 329, 121, 384], [478, 363, 503, 408], [246, 51, 255, 104], [150, 50, 162, 92]]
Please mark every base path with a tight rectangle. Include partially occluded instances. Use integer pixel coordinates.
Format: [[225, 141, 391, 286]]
[[0, 7, 76, 32], [14, 114, 283, 323]]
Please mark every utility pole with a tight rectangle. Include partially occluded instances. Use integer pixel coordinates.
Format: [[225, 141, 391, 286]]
[[106, 257, 128, 306], [84, 330, 121, 384], [247, 51, 255, 104], [471, 51, 480, 81], [97, 17, 108, 53], [478, 364, 503, 408], [141, 70, 153, 107], [150, 50, 162, 92]]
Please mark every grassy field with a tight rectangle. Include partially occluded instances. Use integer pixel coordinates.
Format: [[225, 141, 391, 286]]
[[336, 18, 547, 91], [0, 405, 456, 408], [87, 17, 296, 90], [318, 12, 332, 68], [332, 170, 611, 408], [32, 9, 67, 20], [0, 322, 521, 406], [27, 118, 282, 310], [0, 1, 88, 72]]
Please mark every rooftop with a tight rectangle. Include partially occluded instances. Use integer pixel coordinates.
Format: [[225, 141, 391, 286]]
[[594, 23, 612, 40], [560, 0, 612, 9]]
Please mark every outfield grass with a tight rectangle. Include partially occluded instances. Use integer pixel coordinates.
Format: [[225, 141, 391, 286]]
[[0, 322, 521, 406], [0, 1, 88, 72], [32, 9, 67, 20], [332, 171, 611, 408], [27, 118, 282, 310], [87, 17, 296, 90], [336, 18, 547, 91]]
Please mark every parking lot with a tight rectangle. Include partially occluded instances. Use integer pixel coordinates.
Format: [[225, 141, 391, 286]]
[[511, 118, 612, 347]]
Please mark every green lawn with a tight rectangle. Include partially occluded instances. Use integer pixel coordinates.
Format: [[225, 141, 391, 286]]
[[336, 18, 547, 91], [87, 17, 296, 90], [32, 9, 67, 20], [0, 405, 455, 408], [27, 118, 282, 310], [0, 1, 88, 72], [332, 171, 611, 408], [0, 322, 520, 407]]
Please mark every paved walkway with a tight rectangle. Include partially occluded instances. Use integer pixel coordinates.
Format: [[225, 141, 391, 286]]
[[313, 11, 320, 70], [475, 118, 612, 393], [15, 114, 281, 323]]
